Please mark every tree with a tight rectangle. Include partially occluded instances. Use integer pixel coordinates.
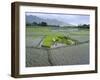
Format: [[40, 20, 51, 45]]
[[40, 22, 47, 26], [82, 24, 89, 29], [26, 23, 32, 26], [78, 24, 89, 29], [32, 22, 38, 26]]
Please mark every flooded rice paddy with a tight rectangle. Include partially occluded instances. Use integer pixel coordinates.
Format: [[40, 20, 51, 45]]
[[26, 27, 89, 67]]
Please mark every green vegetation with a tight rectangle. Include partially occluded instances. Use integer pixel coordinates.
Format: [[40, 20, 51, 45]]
[[26, 26, 89, 48], [26, 21, 89, 29], [42, 35, 55, 48], [26, 26, 63, 37], [78, 24, 90, 29], [41, 35, 78, 48], [56, 36, 77, 45], [70, 30, 89, 36]]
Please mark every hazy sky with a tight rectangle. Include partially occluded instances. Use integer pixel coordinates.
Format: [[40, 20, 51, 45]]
[[26, 12, 90, 26]]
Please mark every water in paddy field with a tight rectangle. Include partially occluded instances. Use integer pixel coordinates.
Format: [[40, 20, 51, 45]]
[[26, 43, 89, 67], [26, 27, 89, 67], [52, 27, 79, 32]]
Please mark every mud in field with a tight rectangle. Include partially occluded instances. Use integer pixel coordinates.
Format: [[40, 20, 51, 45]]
[[26, 43, 89, 67]]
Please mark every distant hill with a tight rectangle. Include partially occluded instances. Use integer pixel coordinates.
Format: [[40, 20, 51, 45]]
[[26, 15, 74, 27]]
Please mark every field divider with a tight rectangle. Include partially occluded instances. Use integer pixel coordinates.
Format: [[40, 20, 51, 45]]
[[26, 40, 89, 50]]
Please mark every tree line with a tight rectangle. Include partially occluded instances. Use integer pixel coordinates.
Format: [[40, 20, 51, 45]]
[[26, 21, 90, 29], [26, 21, 48, 26], [78, 24, 90, 29]]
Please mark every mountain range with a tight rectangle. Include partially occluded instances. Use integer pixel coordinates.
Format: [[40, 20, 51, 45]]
[[26, 15, 73, 27]]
